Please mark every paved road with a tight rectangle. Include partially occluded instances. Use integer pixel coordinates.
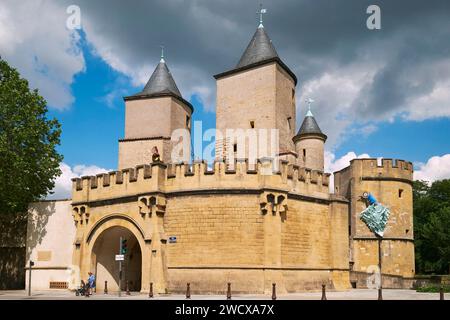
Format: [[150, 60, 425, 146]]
[[0, 289, 446, 300]]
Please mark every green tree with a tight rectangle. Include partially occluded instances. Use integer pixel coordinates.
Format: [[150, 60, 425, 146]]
[[0, 57, 63, 217], [414, 179, 450, 274]]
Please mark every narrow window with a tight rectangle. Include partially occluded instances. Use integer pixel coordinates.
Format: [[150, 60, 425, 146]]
[[250, 120, 255, 129], [398, 189, 403, 198], [233, 143, 237, 153], [291, 88, 295, 99], [186, 115, 191, 129], [303, 149, 306, 157], [287, 117, 292, 130]]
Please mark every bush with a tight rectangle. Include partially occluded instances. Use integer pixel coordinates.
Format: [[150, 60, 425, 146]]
[[416, 284, 450, 293]]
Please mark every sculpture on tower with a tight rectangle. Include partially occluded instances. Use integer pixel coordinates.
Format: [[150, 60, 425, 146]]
[[359, 192, 390, 237]]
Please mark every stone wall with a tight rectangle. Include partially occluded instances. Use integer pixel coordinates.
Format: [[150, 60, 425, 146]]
[[69, 158, 348, 293], [119, 96, 192, 168], [334, 158, 415, 280], [215, 62, 296, 159]]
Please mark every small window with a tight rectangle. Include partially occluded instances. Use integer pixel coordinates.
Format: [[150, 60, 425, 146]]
[[250, 121, 255, 129], [405, 229, 409, 234], [291, 88, 295, 99], [186, 116, 191, 129], [287, 117, 292, 130], [399, 189, 403, 198], [233, 143, 237, 153], [303, 149, 306, 157]]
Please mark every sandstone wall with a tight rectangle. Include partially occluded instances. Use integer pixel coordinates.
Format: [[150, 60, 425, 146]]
[[334, 158, 414, 279], [69, 159, 348, 293]]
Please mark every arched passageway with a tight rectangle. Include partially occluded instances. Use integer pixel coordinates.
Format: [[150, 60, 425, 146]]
[[91, 226, 142, 292]]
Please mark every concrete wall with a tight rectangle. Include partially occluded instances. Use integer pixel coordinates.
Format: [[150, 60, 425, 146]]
[[25, 200, 76, 290]]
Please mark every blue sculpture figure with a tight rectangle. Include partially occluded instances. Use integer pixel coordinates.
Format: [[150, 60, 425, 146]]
[[359, 193, 390, 237], [367, 193, 377, 205]]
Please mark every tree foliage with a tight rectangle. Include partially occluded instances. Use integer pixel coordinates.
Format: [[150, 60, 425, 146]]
[[0, 57, 63, 216], [414, 179, 450, 274]]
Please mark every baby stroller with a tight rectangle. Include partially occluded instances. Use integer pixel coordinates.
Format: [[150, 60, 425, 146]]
[[75, 280, 88, 296]]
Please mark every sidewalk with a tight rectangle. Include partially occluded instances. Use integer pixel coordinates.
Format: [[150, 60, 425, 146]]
[[0, 289, 446, 300]]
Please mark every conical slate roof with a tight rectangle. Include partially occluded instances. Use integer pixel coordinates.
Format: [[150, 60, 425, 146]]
[[124, 57, 193, 112], [236, 26, 279, 68], [294, 111, 327, 141], [139, 59, 182, 97], [214, 25, 297, 85]]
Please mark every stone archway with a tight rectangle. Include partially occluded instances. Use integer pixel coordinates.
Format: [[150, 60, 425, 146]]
[[91, 226, 142, 292], [78, 213, 166, 294]]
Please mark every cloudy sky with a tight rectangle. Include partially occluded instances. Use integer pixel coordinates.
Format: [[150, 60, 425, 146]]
[[0, 0, 449, 198]]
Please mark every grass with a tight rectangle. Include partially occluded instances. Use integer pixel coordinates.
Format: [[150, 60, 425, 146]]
[[416, 284, 450, 293]]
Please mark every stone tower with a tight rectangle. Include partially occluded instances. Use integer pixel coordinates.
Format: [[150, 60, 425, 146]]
[[293, 108, 327, 171], [334, 158, 415, 286], [118, 55, 193, 169], [214, 23, 297, 162]]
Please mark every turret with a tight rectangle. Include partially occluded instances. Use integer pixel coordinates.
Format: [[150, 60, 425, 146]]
[[293, 105, 327, 171], [118, 51, 193, 169], [214, 16, 297, 162], [334, 158, 415, 283]]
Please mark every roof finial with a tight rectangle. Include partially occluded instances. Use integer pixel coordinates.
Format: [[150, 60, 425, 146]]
[[305, 98, 314, 116], [160, 45, 165, 63], [257, 4, 267, 28]]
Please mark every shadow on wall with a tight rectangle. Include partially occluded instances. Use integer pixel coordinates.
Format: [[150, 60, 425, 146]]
[[0, 201, 56, 289], [25, 201, 57, 262]]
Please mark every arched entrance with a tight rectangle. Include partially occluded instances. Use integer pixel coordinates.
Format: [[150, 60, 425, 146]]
[[91, 226, 142, 292]]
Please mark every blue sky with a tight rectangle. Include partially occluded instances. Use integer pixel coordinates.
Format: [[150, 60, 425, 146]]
[[47, 33, 218, 170], [49, 31, 449, 171], [1, 0, 449, 198]]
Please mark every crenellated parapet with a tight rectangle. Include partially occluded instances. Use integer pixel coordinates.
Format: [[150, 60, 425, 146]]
[[335, 158, 413, 182], [71, 159, 332, 205], [334, 158, 413, 196], [357, 158, 412, 180]]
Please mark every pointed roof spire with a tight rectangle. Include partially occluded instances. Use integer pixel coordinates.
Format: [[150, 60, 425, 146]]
[[160, 45, 165, 63], [213, 7, 297, 85], [124, 49, 193, 112], [257, 4, 267, 28], [236, 22, 278, 69], [138, 50, 182, 98], [305, 98, 314, 117], [294, 98, 327, 142]]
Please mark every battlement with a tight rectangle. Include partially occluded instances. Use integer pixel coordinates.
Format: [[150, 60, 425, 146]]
[[335, 158, 413, 181], [71, 159, 332, 204]]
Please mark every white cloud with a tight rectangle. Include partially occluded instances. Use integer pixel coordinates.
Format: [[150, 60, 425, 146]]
[[404, 75, 450, 121], [325, 151, 371, 192], [324, 152, 450, 191], [297, 63, 379, 147], [414, 154, 450, 183], [47, 163, 111, 200], [0, 1, 85, 110]]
